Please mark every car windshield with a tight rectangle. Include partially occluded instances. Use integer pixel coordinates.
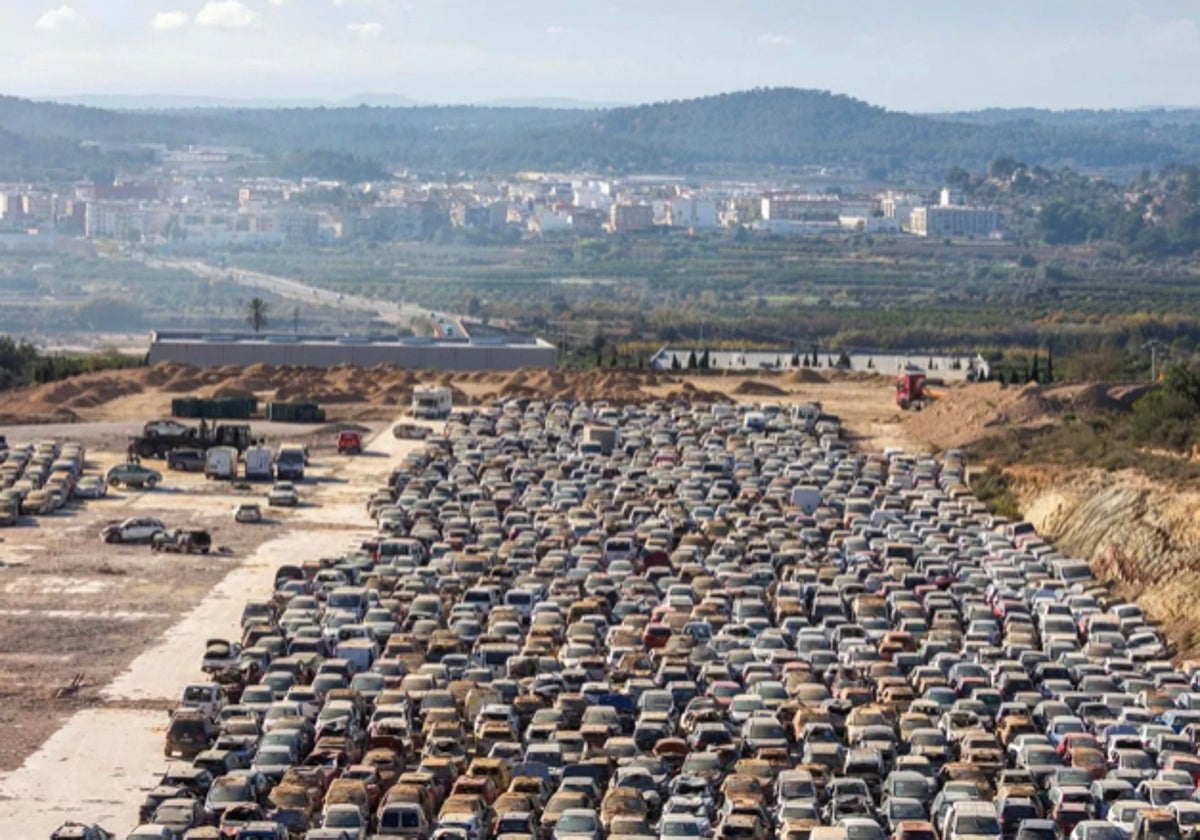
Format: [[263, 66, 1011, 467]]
[[890, 801, 926, 819], [558, 813, 598, 832], [957, 816, 1001, 835], [1084, 828, 1131, 840], [663, 819, 703, 837], [325, 810, 362, 828], [847, 826, 883, 840], [209, 782, 250, 803], [156, 805, 193, 821]]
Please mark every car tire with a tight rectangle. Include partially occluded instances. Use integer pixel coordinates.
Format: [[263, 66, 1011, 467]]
[[146, 478, 158, 488], [104, 532, 119, 544]]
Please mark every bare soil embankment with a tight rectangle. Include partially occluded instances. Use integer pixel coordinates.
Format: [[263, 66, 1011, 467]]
[[1014, 466, 1200, 658], [913, 378, 1200, 659]]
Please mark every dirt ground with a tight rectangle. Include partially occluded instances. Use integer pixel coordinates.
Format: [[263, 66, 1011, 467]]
[[0, 447, 309, 771], [0, 418, 423, 837], [0, 361, 923, 450]]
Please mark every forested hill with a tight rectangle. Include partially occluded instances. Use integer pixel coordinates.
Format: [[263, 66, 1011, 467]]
[[2, 87, 1199, 181]]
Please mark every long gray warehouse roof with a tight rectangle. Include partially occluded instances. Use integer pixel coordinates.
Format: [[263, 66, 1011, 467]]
[[148, 331, 558, 371]]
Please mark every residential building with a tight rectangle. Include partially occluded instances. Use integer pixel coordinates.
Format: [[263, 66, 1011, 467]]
[[666, 197, 719, 229], [909, 205, 1000, 238], [85, 201, 171, 240], [761, 194, 841, 223], [881, 191, 921, 227], [569, 208, 606, 233], [608, 203, 655, 234]]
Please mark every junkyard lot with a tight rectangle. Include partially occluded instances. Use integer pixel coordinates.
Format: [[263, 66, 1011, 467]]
[[0, 418, 407, 834]]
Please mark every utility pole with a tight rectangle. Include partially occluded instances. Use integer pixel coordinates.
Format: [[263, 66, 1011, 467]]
[[1145, 339, 1161, 382]]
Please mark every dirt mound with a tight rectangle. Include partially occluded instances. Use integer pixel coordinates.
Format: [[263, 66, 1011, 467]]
[[785, 369, 829, 385], [1108, 383, 1156, 409], [1067, 383, 1123, 413], [902, 380, 1140, 451], [210, 386, 257, 401], [733, 381, 787, 396]]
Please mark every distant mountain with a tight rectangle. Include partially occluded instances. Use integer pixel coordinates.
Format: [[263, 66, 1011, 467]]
[[2, 87, 1199, 181], [483, 97, 628, 109], [43, 92, 422, 110], [930, 106, 1200, 129]]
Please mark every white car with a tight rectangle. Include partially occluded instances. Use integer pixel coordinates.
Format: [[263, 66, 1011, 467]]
[[267, 482, 299, 507], [233, 502, 263, 523], [99, 516, 166, 544]]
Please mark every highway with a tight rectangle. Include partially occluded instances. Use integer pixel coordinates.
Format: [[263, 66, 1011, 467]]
[[138, 256, 469, 338]]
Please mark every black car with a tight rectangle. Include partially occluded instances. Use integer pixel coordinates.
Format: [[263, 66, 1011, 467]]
[[167, 448, 207, 472]]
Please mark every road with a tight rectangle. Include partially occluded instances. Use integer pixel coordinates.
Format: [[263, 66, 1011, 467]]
[[0, 417, 429, 837], [138, 256, 469, 338]]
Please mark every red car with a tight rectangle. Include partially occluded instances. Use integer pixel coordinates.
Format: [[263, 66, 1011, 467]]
[[337, 430, 363, 454]]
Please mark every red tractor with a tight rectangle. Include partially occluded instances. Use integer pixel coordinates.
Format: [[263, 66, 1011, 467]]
[[895, 372, 935, 410]]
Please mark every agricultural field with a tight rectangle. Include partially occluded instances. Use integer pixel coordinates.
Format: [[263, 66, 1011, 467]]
[[221, 234, 1200, 365]]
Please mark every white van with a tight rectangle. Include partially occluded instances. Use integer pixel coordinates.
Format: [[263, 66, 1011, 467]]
[[790, 485, 823, 514], [244, 445, 274, 481], [275, 444, 306, 481], [205, 446, 237, 480]]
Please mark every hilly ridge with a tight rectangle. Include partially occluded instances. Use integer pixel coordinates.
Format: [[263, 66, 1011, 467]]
[[1, 87, 1199, 180]]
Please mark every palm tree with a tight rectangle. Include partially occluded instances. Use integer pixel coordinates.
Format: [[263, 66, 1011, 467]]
[[245, 298, 269, 333]]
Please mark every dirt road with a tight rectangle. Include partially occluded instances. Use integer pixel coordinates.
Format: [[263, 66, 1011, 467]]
[[0, 419, 424, 836]]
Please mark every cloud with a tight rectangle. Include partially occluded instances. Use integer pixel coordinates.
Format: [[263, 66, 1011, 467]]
[[151, 10, 191, 31], [757, 33, 792, 47], [346, 21, 382, 39], [546, 25, 564, 36], [195, 0, 261, 28], [34, 5, 88, 32], [1133, 17, 1200, 52]]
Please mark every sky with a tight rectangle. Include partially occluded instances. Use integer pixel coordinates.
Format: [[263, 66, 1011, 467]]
[[3, 0, 1200, 111]]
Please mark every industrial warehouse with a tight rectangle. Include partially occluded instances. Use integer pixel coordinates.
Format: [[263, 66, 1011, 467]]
[[147, 331, 559, 371]]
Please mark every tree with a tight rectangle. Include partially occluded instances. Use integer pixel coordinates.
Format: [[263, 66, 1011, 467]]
[[686, 350, 698, 370], [945, 166, 971, 190], [245, 297, 270, 333], [1030, 353, 1040, 383]]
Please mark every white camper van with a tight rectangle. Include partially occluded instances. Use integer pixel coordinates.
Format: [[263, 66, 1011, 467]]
[[411, 386, 452, 420]]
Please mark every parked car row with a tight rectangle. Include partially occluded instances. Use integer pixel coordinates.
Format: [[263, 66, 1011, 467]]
[[0, 437, 94, 523], [81, 398, 1199, 840]]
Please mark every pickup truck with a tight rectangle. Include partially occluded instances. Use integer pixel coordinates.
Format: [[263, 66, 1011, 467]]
[[150, 528, 213, 554]]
